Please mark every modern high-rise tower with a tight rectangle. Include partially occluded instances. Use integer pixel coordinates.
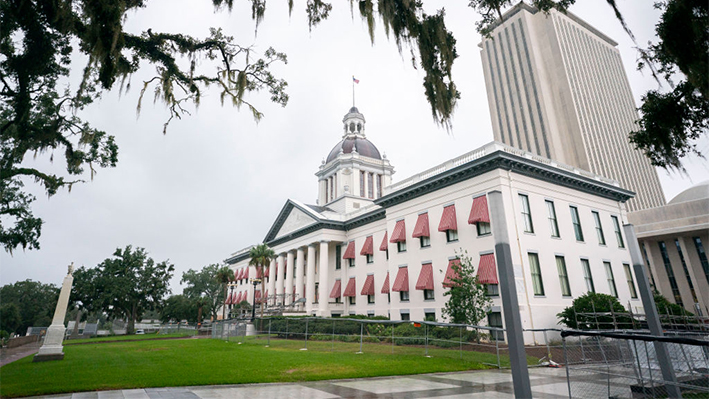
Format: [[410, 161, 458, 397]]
[[479, 3, 665, 211]]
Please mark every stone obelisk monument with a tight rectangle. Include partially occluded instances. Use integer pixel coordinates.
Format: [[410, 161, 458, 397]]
[[34, 263, 74, 362]]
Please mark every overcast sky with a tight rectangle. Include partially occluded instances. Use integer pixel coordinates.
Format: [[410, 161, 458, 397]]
[[2, 0, 707, 293]]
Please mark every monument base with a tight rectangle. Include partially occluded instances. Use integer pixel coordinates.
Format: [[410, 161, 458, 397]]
[[33, 353, 64, 362]]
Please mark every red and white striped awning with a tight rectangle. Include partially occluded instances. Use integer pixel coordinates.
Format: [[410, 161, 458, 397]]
[[329, 280, 342, 298], [225, 292, 233, 305], [255, 290, 262, 300], [438, 205, 458, 231], [233, 291, 241, 304], [477, 253, 498, 284], [343, 277, 357, 297], [392, 267, 409, 292], [381, 272, 390, 294], [443, 258, 461, 287], [263, 290, 269, 303], [243, 268, 249, 280], [468, 195, 490, 224], [343, 241, 356, 259], [234, 269, 240, 281], [380, 232, 389, 251], [360, 236, 374, 255], [415, 263, 434, 290], [412, 213, 430, 238], [389, 220, 407, 243], [361, 274, 375, 296]]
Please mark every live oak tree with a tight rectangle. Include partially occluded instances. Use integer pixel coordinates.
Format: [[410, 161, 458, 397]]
[[0, 280, 58, 335], [2, 0, 704, 253], [442, 252, 491, 326], [160, 294, 199, 324], [71, 245, 174, 334], [181, 264, 226, 322]]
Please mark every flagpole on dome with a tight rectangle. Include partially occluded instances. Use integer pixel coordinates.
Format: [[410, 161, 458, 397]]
[[352, 76, 359, 107]]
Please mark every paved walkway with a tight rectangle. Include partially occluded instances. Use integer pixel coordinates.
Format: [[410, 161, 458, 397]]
[[25, 368, 572, 399], [0, 342, 41, 367]]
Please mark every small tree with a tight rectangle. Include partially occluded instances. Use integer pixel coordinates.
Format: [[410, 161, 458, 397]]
[[557, 292, 628, 330], [249, 244, 276, 320], [181, 264, 226, 322], [442, 252, 492, 326]]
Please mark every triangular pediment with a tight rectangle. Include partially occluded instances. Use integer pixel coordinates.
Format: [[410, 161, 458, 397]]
[[274, 207, 317, 239]]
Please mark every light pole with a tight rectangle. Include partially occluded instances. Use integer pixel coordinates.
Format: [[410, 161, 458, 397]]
[[250, 278, 262, 321], [226, 282, 236, 319]]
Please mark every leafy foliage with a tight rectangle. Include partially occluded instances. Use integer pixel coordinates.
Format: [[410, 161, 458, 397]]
[[181, 264, 225, 322], [556, 292, 628, 330], [71, 245, 174, 334], [0, 280, 59, 335], [160, 295, 199, 324], [215, 265, 233, 320], [442, 252, 491, 326], [653, 292, 693, 316], [249, 243, 275, 319]]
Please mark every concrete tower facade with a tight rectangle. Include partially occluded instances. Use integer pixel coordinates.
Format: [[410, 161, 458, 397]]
[[480, 3, 665, 211]]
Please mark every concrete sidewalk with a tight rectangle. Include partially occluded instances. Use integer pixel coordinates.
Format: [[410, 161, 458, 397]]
[[25, 368, 572, 399], [0, 342, 41, 367]]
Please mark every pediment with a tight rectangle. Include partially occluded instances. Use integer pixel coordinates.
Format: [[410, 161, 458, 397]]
[[273, 206, 318, 239]]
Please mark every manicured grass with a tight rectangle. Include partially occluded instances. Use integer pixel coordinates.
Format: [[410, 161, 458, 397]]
[[64, 333, 195, 345], [0, 336, 516, 398]]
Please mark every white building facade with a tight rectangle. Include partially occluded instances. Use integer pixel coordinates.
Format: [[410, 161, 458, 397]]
[[224, 108, 641, 344], [479, 3, 665, 212]]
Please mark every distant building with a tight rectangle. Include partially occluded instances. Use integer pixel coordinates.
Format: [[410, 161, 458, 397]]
[[224, 107, 640, 344], [628, 181, 709, 315], [479, 3, 665, 212]]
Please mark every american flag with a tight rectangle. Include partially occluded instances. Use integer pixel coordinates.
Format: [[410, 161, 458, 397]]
[[352, 76, 360, 84]]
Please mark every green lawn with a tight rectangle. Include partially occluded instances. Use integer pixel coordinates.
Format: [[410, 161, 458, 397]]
[[64, 332, 195, 345], [0, 337, 526, 398]]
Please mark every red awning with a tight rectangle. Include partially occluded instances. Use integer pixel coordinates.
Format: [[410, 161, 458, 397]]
[[233, 292, 240, 304], [264, 267, 270, 278], [443, 259, 461, 287], [234, 269, 240, 281], [255, 290, 262, 299], [392, 267, 409, 292], [360, 236, 374, 255], [477, 253, 498, 284], [380, 232, 389, 251], [242, 268, 249, 280], [225, 292, 233, 305], [343, 277, 357, 297], [263, 290, 269, 303], [381, 272, 390, 294], [361, 274, 375, 295], [468, 195, 490, 224], [415, 263, 434, 290], [389, 220, 407, 243], [412, 213, 430, 238], [343, 241, 356, 259], [329, 280, 342, 298], [438, 205, 458, 231]]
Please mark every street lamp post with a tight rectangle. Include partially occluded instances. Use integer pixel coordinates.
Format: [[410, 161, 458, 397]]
[[250, 278, 262, 321]]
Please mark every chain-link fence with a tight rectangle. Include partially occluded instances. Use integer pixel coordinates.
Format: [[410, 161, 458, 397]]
[[561, 330, 709, 398]]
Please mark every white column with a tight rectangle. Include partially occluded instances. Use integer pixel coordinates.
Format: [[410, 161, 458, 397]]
[[295, 247, 305, 308], [306, 244, 317, 314], [285, 250, 295, 306], [318, 241, 330, 316], [276, 254, 285, 305], [267, 258, 276, 306]]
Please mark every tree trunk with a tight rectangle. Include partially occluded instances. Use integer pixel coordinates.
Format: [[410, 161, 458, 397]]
[[128, 304, 137, 334], [222, 284, 227, 320], [197, 305, 203, 326]]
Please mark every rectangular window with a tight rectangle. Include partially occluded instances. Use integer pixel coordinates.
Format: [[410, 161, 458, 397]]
[[360, 171, 365, 197], [314, 283, 319, 304], [368, 172, 374, 199], [623, 264, 638, 299], [349, 296, 356, 305], [611, 216, 624, 248], [377, 174, 383, 198], [367, 311, 375, 318], [387, 292, 391, 303], [477, 222, 491, 236], [488, 312, 504, 341], [675, 239, 698, 302], [520, 194, 534, 233], [486, 284, 499, 296], [604, 261, 618, 298], [446, 229, 459, 242], [386, 249, 389, 260], [642, 243, 657, 289], [581, 259, 595, 293], [335, 296, 341, 304], [529, 253, 544, 296], [592, 211, 606, 245], [424, 312, 436, 322], [366, 254, 374, 264], [424, 289, 435, 300], [397, 241, 407, 253], [400, 312, 410, 321], [333, 174, 337, 198], [331, 313, 341, 318], [399, 291, 409, 302], [348, 258, 355, 268], [659, 242, 683, 306], [556, 256, 571, 297], [570, 206, 584, 241], [694, 237, 709, 286], [419, 236, 431, 248], [335, 245, 341, 270], [367, 294, 375, 304], [546, 200, 560, 238]]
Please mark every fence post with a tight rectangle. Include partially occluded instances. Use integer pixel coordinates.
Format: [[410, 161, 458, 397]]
[[495, 332, 501, 369], [332, 320, 335, 351], [459, 326, 463, 360], [425, 323, 429, 357], [562, 335, 571, 399], [303, 319, 309, 351], [357, 322, 363, 354], [391, 323, 394, 354], [631, 340, 646, 393], [543, 330, 551, 363], [267, 318, 271, 347]]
